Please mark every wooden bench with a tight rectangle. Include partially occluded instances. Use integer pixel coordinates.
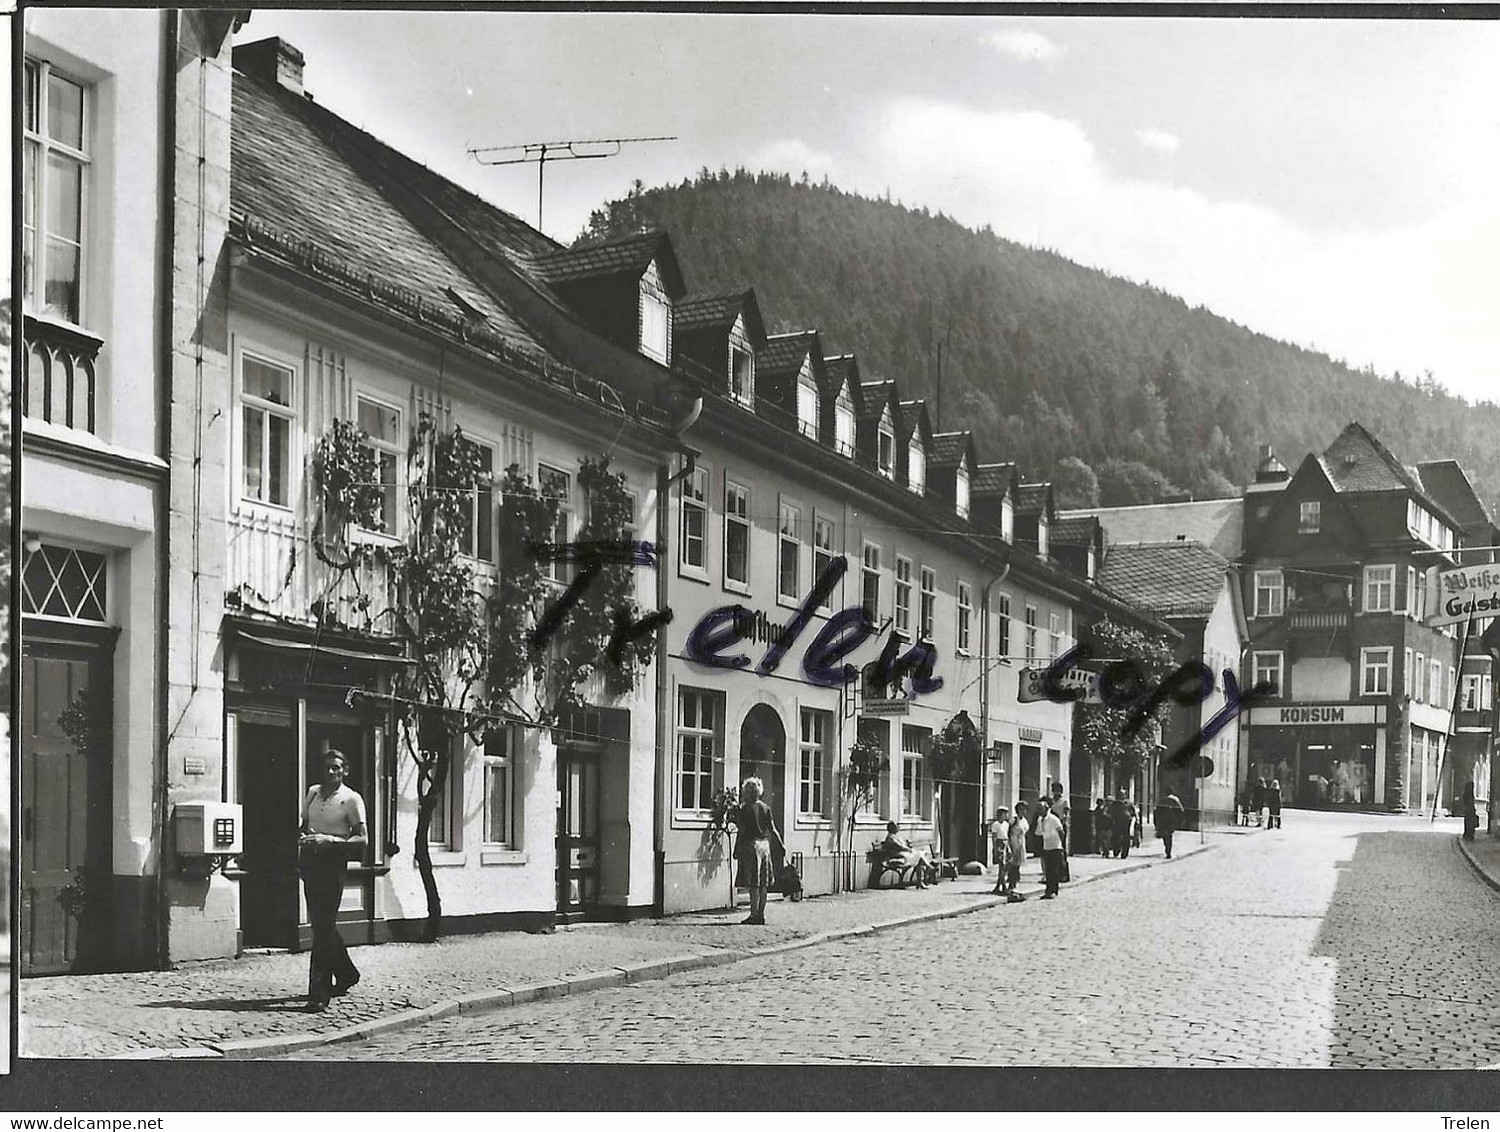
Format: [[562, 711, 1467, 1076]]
[[867, 838, 957, 887]]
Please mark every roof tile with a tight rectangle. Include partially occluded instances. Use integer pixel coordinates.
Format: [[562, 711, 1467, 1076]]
[[1098, 542, 1229, 619]]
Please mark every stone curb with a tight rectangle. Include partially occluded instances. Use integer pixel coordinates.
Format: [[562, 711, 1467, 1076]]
[[133, 844, 1209, 1060], [1454, 835, 1500, 898]]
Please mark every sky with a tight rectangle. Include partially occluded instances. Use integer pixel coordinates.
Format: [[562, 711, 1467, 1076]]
[[237, 12, 1500, 403]]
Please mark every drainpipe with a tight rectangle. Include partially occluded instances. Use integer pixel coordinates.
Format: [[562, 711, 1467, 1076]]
[[978, 560, 1011, 864]]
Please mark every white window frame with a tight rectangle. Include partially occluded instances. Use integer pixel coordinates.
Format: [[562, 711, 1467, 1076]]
[[1253, 651, 1284, 694], [679, 463, 709, 578], [419, 721, 460, 851], [894, 555, 912, 635], [997, 593, 1012, 661], [1253, 569, 1285, 618], [796, 374, 819, 440], [640, 286, 670, 363], [900, 725, 933, 821], [356, 392, 404, 538], [22, 57, 92, 328], [907, 438, 925, 495], [1414, 652, 1425, 702], [458, 433, 497, 563], [779, 502, 802, 603], [236, 347, 298, 512], [729, 344, 754, 407], [1429, 658, 1442, 704], [1047, 611, 1062, 663], [877, 407, 896, 479], [813, 514, 836, 609], [1363, 564, 1395, 613], [723, 477, 750, 592], [1484, 673, 1494, 712], [1001, 496, 1015, 543], [862, 542, 882, 622], [538, 461, 574, 585], [1404, 648, 1414, 698], [483, 727, 516, 848], [675, 688, 720, 815], [798, 707, 832, 819], [1462, 673, 1483, 713], [834, 389, 856, 457], [1361, 647, 1392, 696], [919, 566, 937, 642], [1299, 501, 1321, 534], [1024, 604, 1038, 664], [957, 580, 972, 654], [955, 461, 971, 520]]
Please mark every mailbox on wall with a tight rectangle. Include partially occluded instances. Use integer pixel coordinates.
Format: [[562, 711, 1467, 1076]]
[[174, 801, 244, 856]]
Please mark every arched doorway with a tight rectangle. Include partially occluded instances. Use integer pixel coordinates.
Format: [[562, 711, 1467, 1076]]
[[739, 704, 787, 835]]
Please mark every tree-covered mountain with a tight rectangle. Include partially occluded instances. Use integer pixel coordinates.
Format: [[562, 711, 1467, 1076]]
[[582, 170, 1495, 511]]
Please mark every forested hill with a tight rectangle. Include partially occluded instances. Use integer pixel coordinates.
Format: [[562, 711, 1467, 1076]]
[[581, 170, 1498, 511]]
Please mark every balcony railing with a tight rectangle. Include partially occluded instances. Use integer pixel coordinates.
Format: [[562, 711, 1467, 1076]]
[[23, 314, 102, 435], [1287, 608, 1350, 631]]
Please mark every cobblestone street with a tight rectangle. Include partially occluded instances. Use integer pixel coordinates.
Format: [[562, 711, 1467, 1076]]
[[286, 811, 1500, 1067]]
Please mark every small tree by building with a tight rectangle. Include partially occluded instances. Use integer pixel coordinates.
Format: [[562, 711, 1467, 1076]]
[[1073, 617, 1177, 795]]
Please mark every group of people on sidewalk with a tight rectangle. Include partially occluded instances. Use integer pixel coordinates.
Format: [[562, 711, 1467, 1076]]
[[1237, 777, 1284, 828]]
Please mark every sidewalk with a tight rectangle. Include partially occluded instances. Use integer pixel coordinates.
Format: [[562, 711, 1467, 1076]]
[[19, 838, 1209, 1059], [1455, 827, 1500, 896]]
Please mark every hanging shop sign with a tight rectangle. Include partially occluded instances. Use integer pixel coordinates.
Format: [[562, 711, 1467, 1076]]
[[1246, 703, 1383, 727], [1429, 564, 1500, 628]]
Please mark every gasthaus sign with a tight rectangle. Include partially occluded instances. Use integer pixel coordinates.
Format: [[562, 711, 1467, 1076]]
[[1430, 564, 1500, 628]]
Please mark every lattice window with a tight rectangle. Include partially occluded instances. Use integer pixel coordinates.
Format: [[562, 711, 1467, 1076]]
[[22, 543, 107, 622]]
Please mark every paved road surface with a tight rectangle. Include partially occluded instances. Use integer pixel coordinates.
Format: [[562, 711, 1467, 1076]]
[[282, 811, 1500, 1067]]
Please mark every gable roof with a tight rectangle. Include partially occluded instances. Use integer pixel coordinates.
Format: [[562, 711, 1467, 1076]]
[[1064, 498, 1244, 561], [674, 289, 767, 347], [528, 230, 685, 296], [822, 354, 864, 407], [1051, 514, 1101, 548], [1098, 541, 1231, 620], [760, 331, 823, 382], [858, 379, 899, 426], [1417, 460, 1492, 530], [929, 430, 974, 469], [973, 462, 1019, 497], [1016, 482, 1052, 517]]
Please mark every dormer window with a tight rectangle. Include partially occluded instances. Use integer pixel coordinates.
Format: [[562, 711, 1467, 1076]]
[[834, 388, 855, 457], [907, 439, 925, 495], [729, 346, 754, 407], [1001, 496, 1014, 543], [639, 287, 670, 363], [955, 461, 971, 519], [797, 374, 818, 440], [1037, 513, 1049, 557], [878, 408, 895, 479]]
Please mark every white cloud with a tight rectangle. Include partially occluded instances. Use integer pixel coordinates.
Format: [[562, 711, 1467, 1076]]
[[1136, 127, 1180, 155], [980, 28, 1063, 64], [845, 98, 1500, 401], [746, 138, 838, 180]]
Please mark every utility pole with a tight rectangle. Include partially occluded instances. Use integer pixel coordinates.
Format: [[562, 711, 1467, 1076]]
[[467, 135, 676, 235]]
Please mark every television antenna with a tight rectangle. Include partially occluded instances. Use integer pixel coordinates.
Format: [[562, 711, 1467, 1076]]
[[467, 135, 676, 233]]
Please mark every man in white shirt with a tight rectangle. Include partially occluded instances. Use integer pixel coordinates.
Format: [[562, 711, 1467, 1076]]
[[1035, 798, 1066, 900], [299, 749, 367, 1011]]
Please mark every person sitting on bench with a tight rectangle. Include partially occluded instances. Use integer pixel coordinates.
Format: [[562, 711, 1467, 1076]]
[[881, 821, 935, 889]]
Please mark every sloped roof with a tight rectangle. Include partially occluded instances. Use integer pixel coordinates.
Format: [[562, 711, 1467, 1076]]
[[529, 230, 682, 293], [973, 462, 1018, 496], [1052, 514, 1100, 547], [675, 292, 742, 333], [761, 331, 820, 380], [1016, 482, 1051, 516], [898, 399, 932, 443], [1064, 498, 1244, 561], [858, 380, 897, 422], [1417, 460, 1492, 530], [823, 354, 862, 403], [929, 430, 973, 467], [230, 73, 535, 352], [1098, 541, 1230, 620]]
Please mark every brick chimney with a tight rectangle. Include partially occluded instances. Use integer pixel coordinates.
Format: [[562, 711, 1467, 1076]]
[[232, 36, 304, 95]]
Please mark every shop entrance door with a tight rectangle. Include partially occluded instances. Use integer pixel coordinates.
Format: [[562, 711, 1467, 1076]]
[[557, 750, 600, 915], [19, 633, 114, 975], [238, 715, 300, 950]]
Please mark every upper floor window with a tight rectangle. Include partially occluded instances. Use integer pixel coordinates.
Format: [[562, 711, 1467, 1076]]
[[1360, 647, 1392, 696], [1253, 570, 1284, 618], [834, 389, 856, 457], [894, 556, 912, 635], [919, 566, 937, 642], [1429, 658, 1442, 704], [358, 396, 403, 535], [1024, 604, 1038, 664], [1404, 648, 1414, 698], [779, 503, 802, 601], [1048, 611, 1062, 662], [723, 479, 750, 589], [679, 465, 708, 575], [878, 408, 896, 479], [1252, 651, 1283, 695], [640, 288, 670, 363], [797, 376, 819, 440], [241, 354, 296, 509], [1363, 565, 1395, 613], [957, 580, 972, 654], [862, 543, 881, 622], [813, 515, 836, 608], [997, 593, 1011, 660], [1462, 673, 1483, 713], [458, 436, 496, 562], [23, 59, 90, 326], [1037, 513, 1048, 557], [729, 346, 754, 407], [1414, 651, 1425, 702], [955, 462, 971, 520], [538, 463, 573, 584], [907, 439, 925, 495], [1299, 501, 1321, 534]]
